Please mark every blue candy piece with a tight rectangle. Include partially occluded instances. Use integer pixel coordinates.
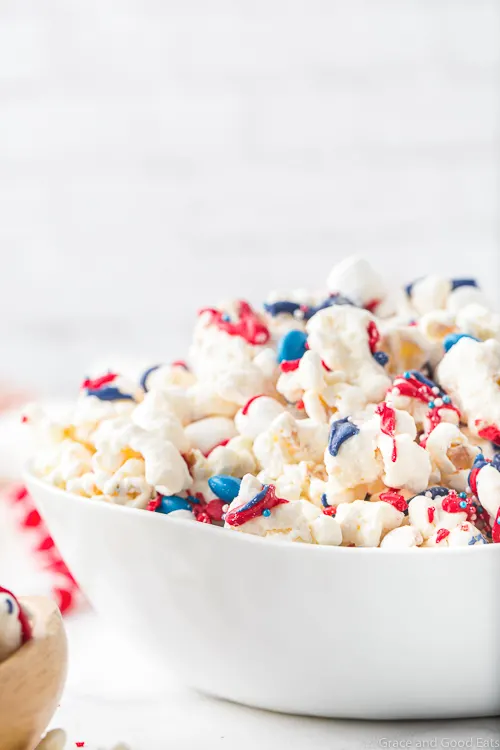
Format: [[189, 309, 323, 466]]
[[328, 417, 360, 457], [86, 387, 135, 402], [156, 495, 193, 515], [443, 333, 479, 353], [139, 364, 161, 392], [451, 278, 478, 291], [277, 329, 308, 363], [264, 301, 301, 317], [208, 475, 242, 502], [372, 351, 389, 367], [491, 453, 500, 473]]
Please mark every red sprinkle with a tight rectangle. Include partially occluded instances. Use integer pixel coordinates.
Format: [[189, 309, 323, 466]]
[[435, 528, 450, 544], [375, 402, 398, 462], [321, 359, 332, 372], [323, 506, 337, 517], [296, 399, 305, 410], [75, 744, 85, 748], [379, 490, 407, 513], [199, 301, 270, 346], [367, 321, 381, 354], [171, 360, 188, 369], [22, 509, 42, 528], [241, 394, 266, 415], [477, 423, 500, 446], [21, 415, 28, 423], [427, 506, 436, 524]]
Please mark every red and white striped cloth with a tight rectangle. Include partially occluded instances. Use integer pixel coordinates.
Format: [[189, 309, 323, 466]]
[[1, 484, 81, 615]]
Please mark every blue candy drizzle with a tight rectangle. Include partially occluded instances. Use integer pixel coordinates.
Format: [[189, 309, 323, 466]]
[[443, 333, 479, 353], [140, 364, 161, 392], [86, 387, 135, 402], [328, 417, 360, 457]]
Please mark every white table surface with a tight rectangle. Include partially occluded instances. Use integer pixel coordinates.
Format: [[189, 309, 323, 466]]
[[51, 611, 499, 750]]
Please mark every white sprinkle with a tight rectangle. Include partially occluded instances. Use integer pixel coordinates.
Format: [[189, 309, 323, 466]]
[[434, 398, 443, 407], [392, 387, 400, 396], [432, 386, 440, 395]]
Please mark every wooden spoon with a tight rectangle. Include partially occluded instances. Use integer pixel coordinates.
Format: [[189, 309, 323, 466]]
[[0, 597, 68, 750]]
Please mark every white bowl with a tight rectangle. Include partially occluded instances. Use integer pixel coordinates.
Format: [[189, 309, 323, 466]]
[[26, 470, 500, 720]]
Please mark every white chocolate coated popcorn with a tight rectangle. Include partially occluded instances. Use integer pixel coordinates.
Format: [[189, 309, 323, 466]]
[[306, 306, 391, 403], [29, 256, 499, 548]]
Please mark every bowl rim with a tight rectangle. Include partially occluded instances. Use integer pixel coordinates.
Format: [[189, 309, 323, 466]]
[[24, 465, 500, 558]]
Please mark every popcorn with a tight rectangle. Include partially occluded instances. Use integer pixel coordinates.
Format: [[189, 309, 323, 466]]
[[380, 525, 424, 549], [29, 256, 500, 548], [224, 475, 342, 545], [437, 337, 500, 445], [335, 500, 404, 547], [306, 305, 391, 403], [324, 406, 431, 501]]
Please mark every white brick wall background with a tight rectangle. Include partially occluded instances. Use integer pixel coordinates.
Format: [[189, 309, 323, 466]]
[[0, 0, 499, 395]]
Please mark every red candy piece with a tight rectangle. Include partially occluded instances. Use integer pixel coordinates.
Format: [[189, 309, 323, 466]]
[[280, 359, 301, 373], [199, 301, 270, 346], [379, 490, 408, 513], [322, 506, 337, 517]]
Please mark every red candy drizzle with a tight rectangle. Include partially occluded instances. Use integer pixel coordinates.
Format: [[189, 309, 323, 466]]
[[367, 321, 380, 354], [427, 506, 436, 524], [493, 508, 500, 544], [241, 394, 266, 415], [435, 528, 450, 544], [204, 439, 230, 457], [225, 484, 288, 527], [81, 372, 118, 390], [375, 403, 398, 462], [477, 423, 500, 446], [280, 359, 301, 373], [379, 489, 407, 513], [199, 301, 270, 346], [0, 586, 32, 643]]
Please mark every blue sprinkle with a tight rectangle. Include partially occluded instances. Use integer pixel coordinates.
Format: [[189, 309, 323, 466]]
[[221, 313, 231, 322], [139, 364, 161, 392], [459, 501, 467, 509], [458, 492, 467, 499], [497, 518, 500, 525], [443, 332, 479, 353], [428, 401, 435, 409], [476, 453, 484, 462], [208, 475, 242, 502], [321, 493, 330, 508], [451, 278, 478, 291], [373, 351, 389, 367], [328, 417, 360, 457], [5, 598, 13, 615], [156, 495, 193, 515], [86, 387, 135, 402], [403, 371, 411, 379], [264, 301, 302, 317], [277, 330, 308, 363], [443, 395, 451, 404], [477, 505, 484, 514], [262, 508, 271, 517]]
